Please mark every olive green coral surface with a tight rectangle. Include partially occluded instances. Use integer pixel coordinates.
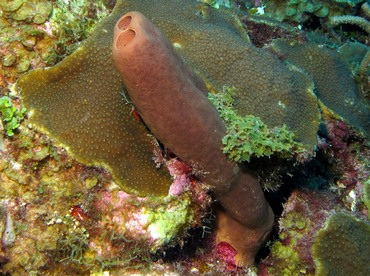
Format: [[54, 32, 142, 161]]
[[17, 1, 173, 196], [263, 0, 364, 23], [312, 213, 370, 276], [272, 39, 370, 138]]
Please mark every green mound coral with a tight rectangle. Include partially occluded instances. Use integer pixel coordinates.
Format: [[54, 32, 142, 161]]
[[0, 0, 52, 24], [208, 87, 305, 162], [0, 96, 26, 136], [272, 39, 370, 138], [337, 41, 369, 75], [263, 0, 362, 23], [17, 20, 172, 196], [17, 0, 321, 195], [312, 213, 370, 276]]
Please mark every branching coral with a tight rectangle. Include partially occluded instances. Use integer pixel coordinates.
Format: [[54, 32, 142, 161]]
[[329, 15, 370, 34], [328, 2, 370, 35], [262, 0, 363, 23], [358, 48, 370, 76]]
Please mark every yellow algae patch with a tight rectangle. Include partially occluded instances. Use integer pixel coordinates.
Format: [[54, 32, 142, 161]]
[[17, 10, 172, 196]]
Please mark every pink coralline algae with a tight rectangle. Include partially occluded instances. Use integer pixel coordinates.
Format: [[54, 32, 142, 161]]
[[166, 159, 193, 196], [260, 190, 336, 275], [216, 241, 238, 270], [63, 177, 211, 269]]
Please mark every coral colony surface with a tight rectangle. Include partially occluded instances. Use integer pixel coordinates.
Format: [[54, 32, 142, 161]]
[[0, 0, 369, 275]]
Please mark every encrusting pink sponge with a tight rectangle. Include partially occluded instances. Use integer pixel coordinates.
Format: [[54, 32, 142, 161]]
[[112, 11, 273, 266]]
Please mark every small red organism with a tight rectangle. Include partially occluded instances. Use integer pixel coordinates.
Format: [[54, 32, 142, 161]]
[[167, 158, 192, 176], [130, 107, 141, 121], [70, 205, 89, 222]]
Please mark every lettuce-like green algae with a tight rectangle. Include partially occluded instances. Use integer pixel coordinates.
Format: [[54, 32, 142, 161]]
[[0, 96, 26, 136], [208, 87, 305, 162]]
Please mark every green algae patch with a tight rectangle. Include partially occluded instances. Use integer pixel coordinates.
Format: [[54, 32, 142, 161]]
[[0, 96, 26, 136], [312, 213, 370, 276], [270, 241, 304, 275], [12, 0, 52, 24], [363, 179, 370, 220], [144, 195, 194, 250], [209, 87, 305, 162], [0, 0, 23, 12], [284, 212, 307, 230], [0, 0, 53, 24], [50, 0, 109, 57]]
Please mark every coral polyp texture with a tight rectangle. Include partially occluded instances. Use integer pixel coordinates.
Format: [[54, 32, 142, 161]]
[[262, 0, 364, 23], [312, 213, 370, 276], [17, 5, 173, 196], [271, 39, 370, 138]]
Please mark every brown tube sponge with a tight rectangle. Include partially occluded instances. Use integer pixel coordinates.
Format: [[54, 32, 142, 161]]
[[112, 11, 237, 188], [112, 11, 273, 266]]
